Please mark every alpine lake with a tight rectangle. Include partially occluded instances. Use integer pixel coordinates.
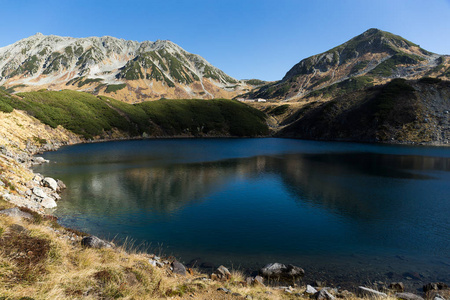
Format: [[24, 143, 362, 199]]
[[33, 138, 450, 289]]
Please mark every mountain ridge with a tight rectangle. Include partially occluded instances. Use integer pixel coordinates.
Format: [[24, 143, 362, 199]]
[[0, 33, 249, 101], [244, 28, 450, 101]]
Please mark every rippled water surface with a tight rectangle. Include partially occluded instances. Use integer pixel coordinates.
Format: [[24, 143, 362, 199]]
[[34, 138, 450, 287]]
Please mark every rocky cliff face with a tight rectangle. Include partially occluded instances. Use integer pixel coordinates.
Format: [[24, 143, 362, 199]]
[[0, 33, 249, 101], [245, 29, 450, 101]]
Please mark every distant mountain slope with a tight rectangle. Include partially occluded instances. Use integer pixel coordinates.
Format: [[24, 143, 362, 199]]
[[276, 78, 450, 145], [0, 34, 250, 102], [245, 29, 450, 101]]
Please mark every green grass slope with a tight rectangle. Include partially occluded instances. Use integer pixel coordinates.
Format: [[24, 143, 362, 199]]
[[0, 90, 268, 139]]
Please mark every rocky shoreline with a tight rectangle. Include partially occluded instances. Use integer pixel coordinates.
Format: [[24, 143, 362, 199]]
[[1, 111, 449, 299]]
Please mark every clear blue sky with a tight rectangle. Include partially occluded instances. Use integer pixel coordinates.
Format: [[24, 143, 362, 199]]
[[1, 0, 449, 81]]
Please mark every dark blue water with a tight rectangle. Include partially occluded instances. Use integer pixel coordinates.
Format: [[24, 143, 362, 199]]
[[34, 138, 450, 287]]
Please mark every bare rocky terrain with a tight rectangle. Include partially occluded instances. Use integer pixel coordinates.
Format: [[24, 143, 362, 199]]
[[0, 33, 251, 102]]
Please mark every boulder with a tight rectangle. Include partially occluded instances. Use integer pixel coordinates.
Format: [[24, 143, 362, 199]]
[[358, 286, 387, 298], [211, 265, 231, 281], [32, 187, 47, 198], [305, 285, 318, 295], [260, 262, 285, 277], [285, 264, 305, 277], [33, 175, 43, 183], [56, 179, 66, 191], [259, 262, 304, 279], [32, 157, 49, 164], [0, 207, 33, 220], [389, 282, 405, 293], [246, 276, 265, 287], [423, 283, 448, 293], [40, 197, 57, 209], [51, 193, 61, 201], [42, 177, 58, 191], [81, 236, 113, 249], [315, 289, 335, 300], [395, 292, 424, 300], [253, 275, 265, 286], [172, 260, 187, 276]]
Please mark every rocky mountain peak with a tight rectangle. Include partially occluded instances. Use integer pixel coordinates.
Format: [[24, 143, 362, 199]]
[[0, 33, 247, 101], [245, 29, 448, 101]]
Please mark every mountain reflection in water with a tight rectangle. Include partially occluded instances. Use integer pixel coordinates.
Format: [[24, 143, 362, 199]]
[[58, 152, 449, 220], [34, 139, 450, 287]]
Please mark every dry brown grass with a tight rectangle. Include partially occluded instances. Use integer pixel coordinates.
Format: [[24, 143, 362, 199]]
[[0, 210, 407, 300]]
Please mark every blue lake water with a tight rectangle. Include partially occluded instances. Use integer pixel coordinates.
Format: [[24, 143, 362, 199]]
[[34, 138, 450, 287]]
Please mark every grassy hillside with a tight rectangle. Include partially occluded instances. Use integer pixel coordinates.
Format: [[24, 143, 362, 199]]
[[0, 90, 268, 139]]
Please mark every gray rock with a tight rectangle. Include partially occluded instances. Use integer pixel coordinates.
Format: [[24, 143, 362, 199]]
[[32, 187, 47, 198], [0, 207, 33, 220], [423, 282, 448, 293], [40, 197, 57, 209], [315, 289, 335, 300], [260, 262, 286, 277], [246, 275, 265, 286], [433, 296, 446, 300], [211, 265, 231, 281], [172, 260, 186, 276], [259, 262, 304, 279], [306, 285, 318, 295], [285, 264, 305, 277], [395, 292, 424, 300], [56, 179, 66, 191], [51, 193, 61, 201], [32, 157, 49, 164], [81, 236, 113, 249], [358, 286, 387, 298], [42, 177, 58, 191], [33, 175, 43, 183], [253, 275, 264, 286]]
